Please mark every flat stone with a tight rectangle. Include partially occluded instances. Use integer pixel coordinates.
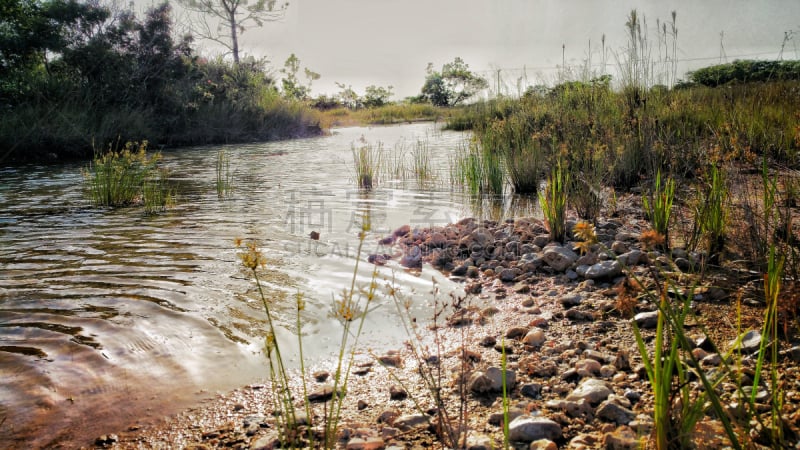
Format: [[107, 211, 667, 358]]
[[584, 260, 622, 280], [542, 246, 578, 272], [508, 416, 562, 443], [393, 414, 429, 431], [596, 400, 636, 424], [634, 311, 659, 329], [566, 378, 612, 405], [559, 294, 583, 308], [733, 330, 762, 354], [485, 366, 516, 391]]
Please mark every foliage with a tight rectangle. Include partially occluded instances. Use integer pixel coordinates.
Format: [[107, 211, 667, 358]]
[[362, 85, 394, 108], [690, 60, 800, 86], [0, 1, 321, 163], [280, 53, 319, 101], [420, 57, 488, 107]]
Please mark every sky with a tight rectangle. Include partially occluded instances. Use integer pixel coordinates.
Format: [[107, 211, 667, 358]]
[[165, 0, 800, 99]]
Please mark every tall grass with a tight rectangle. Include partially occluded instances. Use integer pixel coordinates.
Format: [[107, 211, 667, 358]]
[[642, 170, 675, 249], [452, 139, 505, 197], [352, 138, 383, 189], [692, 164, 728, 261], [539, 161, 569, 243], [84, 140, 173, 212], [216, 149, 233, 198]]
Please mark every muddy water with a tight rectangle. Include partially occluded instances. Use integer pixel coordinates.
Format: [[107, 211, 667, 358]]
[[0, 123, 536, 448]]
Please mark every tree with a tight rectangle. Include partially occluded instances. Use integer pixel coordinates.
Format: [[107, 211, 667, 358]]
[[280, 53, 319, 100], [420, 57, 487, 107], [362, 84, 393, 108], [179, 0, 288, 63]]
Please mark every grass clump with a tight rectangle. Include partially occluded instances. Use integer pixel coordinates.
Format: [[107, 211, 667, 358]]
[[539, 161, 569, 243], [216, 149, 233, 199], [642, 170, 675, 250], [352, 137, 383, 189], [84, 140, 174, 213]]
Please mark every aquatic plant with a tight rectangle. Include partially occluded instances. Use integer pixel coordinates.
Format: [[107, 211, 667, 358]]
[[215, 149, 233, 198], [352, 137, 383, 189], [84, 140, 173, 212]]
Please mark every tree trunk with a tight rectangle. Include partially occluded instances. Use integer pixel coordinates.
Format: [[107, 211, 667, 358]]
[[229, 11, 239, 64]]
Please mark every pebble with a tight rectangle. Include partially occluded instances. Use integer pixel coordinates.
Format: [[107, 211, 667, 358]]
[[633, 311, 659, 329], [566, 378, 612, 405], [522, 329, 546, 347], [393, 414, 429, 431], [596, 399, 636, 424], [388, 385, 407, 400], [602, 425, 641, 449], [542, 246, 578, 272], [508, 416, 563, 443]]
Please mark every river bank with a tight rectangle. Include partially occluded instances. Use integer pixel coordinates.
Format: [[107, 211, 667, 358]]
[[104, 194, 800, 449]]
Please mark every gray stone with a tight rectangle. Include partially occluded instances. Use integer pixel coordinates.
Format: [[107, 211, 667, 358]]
[[500, 268, 521, 282], [559, 294, 583, 308], [393, 414, 429, 431], [634, 311, 659, 329], [566, 378, 612, 405], [583, 260, 622, 280], [733, 330, 762, 354], [618, 250, 644, 266], [610, 241, 629, 254], [542, 246, 578, 272], [596, 400, 636, 424], [520, 383, 542, 399], [508, 416, 563, 443], [485, 366, 516, 391]]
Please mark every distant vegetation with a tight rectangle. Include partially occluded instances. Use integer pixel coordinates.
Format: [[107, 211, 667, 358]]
[[0, 1, 320, 163]]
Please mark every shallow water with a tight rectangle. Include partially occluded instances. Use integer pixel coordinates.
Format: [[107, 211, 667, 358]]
[[0, 123, 537, 448]]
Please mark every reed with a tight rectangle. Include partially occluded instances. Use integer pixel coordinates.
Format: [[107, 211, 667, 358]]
[[84, 140, 173, 212], [352, 138, 383, 189], [215, 149, 233, 198], [539, 161, 569, 243]]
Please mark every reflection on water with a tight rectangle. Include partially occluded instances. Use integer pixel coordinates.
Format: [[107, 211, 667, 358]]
[[0, 123, 539, 448]]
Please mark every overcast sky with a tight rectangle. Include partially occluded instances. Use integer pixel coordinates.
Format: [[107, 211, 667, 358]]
[[167, 0, 800, 99]]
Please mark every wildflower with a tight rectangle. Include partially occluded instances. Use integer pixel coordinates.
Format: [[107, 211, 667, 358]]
[[572, 221, 597, 255], [639, 229, 666, 250], [233, 237, 243, 247], [238, 240, 267, 270]]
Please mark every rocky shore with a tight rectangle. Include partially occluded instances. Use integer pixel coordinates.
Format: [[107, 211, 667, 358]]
[[107, 207, 800, 449]]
